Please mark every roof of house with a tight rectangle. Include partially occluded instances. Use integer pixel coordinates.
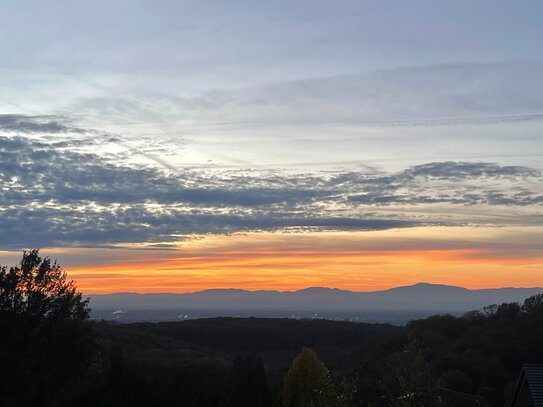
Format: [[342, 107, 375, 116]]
[[511, 364, 543, 407], [524, 365, 543, 407]]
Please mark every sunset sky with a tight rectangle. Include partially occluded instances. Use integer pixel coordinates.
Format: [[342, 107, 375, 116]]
[[1, 0, 542, 293]]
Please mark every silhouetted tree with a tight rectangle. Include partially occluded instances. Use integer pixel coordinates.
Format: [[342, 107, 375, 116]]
[[495, 302, 521, 319], [482, 304, 498, 316], [0, 249, 93, 407], [522, 293, 543, 316], [375, 341, 439, 407], [231, 354, 270, 406]]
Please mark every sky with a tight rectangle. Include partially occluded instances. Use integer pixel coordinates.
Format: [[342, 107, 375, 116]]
[[0, 0, 542, 293]]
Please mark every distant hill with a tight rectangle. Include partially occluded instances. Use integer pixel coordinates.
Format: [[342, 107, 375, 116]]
[[88, 283, 543, 323]]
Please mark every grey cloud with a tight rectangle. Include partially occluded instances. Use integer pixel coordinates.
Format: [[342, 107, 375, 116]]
[[0, 205, 418, 249], [345, 162, 542, 207], [0, 114, 86, 134], [0, 137, 326, 207], [0, 136, 541, 249], [400, 161, 540, 180]]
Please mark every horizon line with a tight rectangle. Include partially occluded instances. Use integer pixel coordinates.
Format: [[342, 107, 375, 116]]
[[84, 282, 543, 296]]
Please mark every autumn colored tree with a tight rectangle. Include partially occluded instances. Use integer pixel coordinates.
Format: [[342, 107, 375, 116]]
[[283, 347, 334, 407]]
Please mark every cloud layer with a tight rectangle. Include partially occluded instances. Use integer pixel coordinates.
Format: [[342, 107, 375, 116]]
[[0, 128, 541, 249]]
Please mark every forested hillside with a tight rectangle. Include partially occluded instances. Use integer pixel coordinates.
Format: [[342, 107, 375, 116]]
[[82, 296, 543, 407]]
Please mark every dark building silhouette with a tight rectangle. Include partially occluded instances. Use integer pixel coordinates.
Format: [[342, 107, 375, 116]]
[[511, 365, 543, 407]]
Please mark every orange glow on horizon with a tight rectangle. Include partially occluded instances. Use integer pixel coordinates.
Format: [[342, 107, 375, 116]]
[[61, 227, 543, 294]]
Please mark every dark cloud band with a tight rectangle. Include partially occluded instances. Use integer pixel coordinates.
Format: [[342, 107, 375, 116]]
[[0, 131, 540, 249]]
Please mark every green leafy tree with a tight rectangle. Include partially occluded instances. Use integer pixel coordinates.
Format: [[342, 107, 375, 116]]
[[283, 347, 334, 407], [0, 249, 92, 407]]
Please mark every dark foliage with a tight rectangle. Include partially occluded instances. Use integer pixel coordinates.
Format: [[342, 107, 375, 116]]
[[0, 250, 93, 407], [129, 317, 397, 353], [83, 297, 542, 407], [232, 354, 270, 407], [405, 295, 543, 406], [76, 318, 395, 406]]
